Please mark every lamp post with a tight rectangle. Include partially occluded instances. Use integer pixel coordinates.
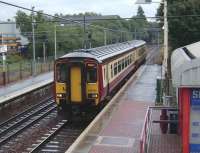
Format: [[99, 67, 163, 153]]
[[1, 33, 7, 85], [54, 24, 64, 60], [135, 0, 168, 76], [31, 6, 36, 76], [54, 24, 57, 60], [163, 0, 168, 76], [104, 30, 107, 46]]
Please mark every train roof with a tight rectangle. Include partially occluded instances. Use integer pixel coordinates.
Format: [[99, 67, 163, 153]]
[[171, 41, 200, 87], [59, 40, 146, 62]]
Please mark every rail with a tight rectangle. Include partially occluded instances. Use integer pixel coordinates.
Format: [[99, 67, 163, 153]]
[[139, 106, 178, 153]]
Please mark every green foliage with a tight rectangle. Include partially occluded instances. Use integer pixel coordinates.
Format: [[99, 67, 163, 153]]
[[15, 10, 32, 32], [157, 0, 200, 50], [6, 54, 24, 64], [15, 9, 155, 59], [137, 6, 146, 19]]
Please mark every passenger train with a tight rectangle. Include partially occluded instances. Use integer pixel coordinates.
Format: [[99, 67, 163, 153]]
[[54, 40, 147, 115]]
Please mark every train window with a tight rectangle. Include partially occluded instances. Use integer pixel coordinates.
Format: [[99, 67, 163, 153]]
[[118, 61, 122, 72], [132, 54, 134, 61], [127, 56, 130, 65], [130, 55, 132, 63], [104, 68, 106, 80], [125, 57, 128, 67], [114, 63, 117, 75], [87, 67, 97, 83], [111, 65, 113, 78], [56, 64, 67, 82], [122, 59, 125, 70]]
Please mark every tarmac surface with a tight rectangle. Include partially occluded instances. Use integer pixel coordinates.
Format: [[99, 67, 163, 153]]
[[0, 72, 53, 103]]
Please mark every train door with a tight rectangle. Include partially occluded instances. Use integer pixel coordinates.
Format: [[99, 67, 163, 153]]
[[70, 66, 82, 102]]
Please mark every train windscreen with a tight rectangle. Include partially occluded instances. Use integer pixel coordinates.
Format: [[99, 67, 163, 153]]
[[56, 64, 67, 82], [87, 67, 97, 83]]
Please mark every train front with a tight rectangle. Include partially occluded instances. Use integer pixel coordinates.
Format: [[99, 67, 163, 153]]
[[54, 52, 101, 115]]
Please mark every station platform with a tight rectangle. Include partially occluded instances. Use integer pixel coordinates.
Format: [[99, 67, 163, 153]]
[[0, 72, 53, 104], [67, 65, 181, 153]]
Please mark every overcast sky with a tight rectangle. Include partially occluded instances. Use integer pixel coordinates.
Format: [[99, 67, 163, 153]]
[[0, 0, 160, 21]]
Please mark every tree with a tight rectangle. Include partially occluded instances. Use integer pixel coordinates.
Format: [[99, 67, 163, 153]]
[[129, 6, 149, 40], [15, 10, 32, 33], [137, 6, 146, 19], [15, 11, 152, 59], [157, 0, 200, 50]]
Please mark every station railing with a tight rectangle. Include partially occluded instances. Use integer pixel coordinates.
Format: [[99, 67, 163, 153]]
[[139, 106, 178, 153], [0, 60, 54, 86]]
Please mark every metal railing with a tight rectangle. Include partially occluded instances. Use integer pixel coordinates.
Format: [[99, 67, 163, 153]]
[[0, 60, 54, 86], [140, 107, 153, 153], [139, 106, 178, 153]]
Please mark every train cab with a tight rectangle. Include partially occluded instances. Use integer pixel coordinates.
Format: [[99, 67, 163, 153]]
[[54, 52, 101, 113]]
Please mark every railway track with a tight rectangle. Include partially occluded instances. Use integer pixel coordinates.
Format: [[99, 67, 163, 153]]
[[27, 120, 84, 153], [0, 98, 56, 147], [0, 96, 89, 153]]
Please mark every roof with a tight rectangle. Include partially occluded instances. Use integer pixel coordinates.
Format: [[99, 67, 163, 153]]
[[60, 52, 101, 62], [171, 41, 200, 87], [59, 40, 146, 63]]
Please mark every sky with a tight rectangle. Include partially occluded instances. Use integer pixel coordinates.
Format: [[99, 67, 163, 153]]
[[0, 0, 161, 21]]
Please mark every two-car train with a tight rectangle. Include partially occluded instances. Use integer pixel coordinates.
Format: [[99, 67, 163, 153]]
[[54, 40, 147, 115]]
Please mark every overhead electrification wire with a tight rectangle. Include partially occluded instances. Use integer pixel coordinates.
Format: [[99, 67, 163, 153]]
[[1, 14, 200, 25], [0, 0, 135, 34]]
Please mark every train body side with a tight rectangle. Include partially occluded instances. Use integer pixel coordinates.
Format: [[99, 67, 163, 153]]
[[99, 44, 147, 101]]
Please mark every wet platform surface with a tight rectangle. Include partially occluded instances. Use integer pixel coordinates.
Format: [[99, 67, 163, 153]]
[[70, 64, 181, 153], [148, 109, 181, 153], [71, 65, 162, 153], [0, 72, 53, 103]]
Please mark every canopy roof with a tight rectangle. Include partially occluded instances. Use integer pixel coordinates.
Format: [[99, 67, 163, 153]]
[[171, 41, 200, 87]]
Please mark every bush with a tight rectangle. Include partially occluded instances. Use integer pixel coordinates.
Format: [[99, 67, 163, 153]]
[[6, 54, 24, 64]]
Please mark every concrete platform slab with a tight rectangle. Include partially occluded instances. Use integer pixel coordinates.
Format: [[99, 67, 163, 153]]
[[0, 72, 53, 104]]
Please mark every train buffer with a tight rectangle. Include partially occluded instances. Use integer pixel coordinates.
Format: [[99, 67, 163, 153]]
[[0, 72, 53, 105], [66, 64, 181, 153]]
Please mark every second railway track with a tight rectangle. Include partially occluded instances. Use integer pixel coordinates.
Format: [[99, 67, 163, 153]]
[[0, 98, 56, 150], [0, 97, 90, 153], [27, 120, 85, 153]]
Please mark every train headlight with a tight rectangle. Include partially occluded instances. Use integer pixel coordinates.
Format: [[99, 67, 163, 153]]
[[88, 93, 98, 99], [57, 93, 64, 98]]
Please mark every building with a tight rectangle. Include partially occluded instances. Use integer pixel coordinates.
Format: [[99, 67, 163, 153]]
[[0, 22, 29, 54]]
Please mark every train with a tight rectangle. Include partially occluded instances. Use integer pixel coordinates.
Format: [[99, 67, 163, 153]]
[[54, 40, 147, 116]]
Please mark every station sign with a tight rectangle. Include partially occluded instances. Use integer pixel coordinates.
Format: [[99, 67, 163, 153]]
[[190, 88, 200, 153]]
